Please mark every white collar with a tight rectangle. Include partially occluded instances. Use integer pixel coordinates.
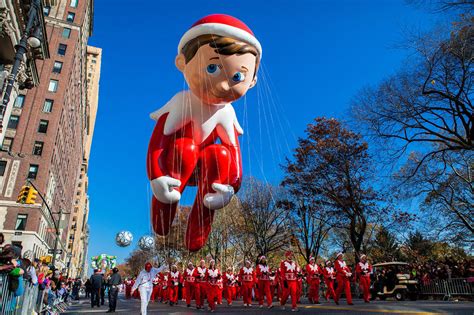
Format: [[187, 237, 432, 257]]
[[243, 266, 253, 274], [284, 261, 296, 271], [150, 91, 243, 145]]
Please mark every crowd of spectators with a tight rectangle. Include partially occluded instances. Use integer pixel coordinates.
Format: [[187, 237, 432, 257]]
[[408, 258, 473, 285], [0, 232, 84, 313]]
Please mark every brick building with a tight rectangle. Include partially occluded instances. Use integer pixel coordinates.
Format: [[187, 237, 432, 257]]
[[0, 0, 99, 276]]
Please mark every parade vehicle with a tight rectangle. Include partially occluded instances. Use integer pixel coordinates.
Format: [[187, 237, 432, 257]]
[[371, 262, 419, 301]]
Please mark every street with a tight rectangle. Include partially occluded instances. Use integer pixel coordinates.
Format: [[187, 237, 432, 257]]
[[65, 294, 474, 315]]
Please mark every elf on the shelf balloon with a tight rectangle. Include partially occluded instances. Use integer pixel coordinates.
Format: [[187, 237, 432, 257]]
[[147, 14, 261, 251]]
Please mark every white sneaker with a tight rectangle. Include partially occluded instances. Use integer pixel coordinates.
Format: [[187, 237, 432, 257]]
[[292, 307, 299, 312], [281, 306, 286, 310], [259, 305, 264, 308]]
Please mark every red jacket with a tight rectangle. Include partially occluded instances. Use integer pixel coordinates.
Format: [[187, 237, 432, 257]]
[[305, 263, 322, 282], [168, 271, 182, 287], [334, 259, 352, 278], [196, 266, 207, 283], [323, 266, 336, 281], [206, 268, 221, 286], [256, 264, 272, 281], [239, 267, 256, 284], [184, 268, 198, 284], [280, 260, 299, 282], [223, 272, 237, 287], [355, 262, 372, 278]]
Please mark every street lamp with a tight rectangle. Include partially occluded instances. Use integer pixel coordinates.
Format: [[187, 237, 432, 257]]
[[0, 0, 43, 130]]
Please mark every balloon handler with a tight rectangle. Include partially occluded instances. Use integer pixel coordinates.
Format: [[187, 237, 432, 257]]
[[147, 14, 262, 251]]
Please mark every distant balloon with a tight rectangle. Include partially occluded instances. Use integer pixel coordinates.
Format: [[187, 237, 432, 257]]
[[115, 231, 133, 247], [138, 235, 155, 251]]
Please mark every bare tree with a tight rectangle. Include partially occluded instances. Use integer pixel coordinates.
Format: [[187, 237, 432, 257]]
[[282, 118, 389, 264], [237, 177, 290, 259], [352, 16, 473, 176]]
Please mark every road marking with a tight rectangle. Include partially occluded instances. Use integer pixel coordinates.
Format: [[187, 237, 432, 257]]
[[302, 305, 446, 314]]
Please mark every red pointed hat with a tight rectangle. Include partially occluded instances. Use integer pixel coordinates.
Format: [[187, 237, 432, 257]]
[[178, 14, 262, 57]]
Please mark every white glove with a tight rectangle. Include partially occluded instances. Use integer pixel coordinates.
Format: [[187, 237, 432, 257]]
[[151, 176, 181, 204], [203, 183, 234, 210]]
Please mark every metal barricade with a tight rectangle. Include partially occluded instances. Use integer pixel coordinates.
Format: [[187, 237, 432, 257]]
[[0, 272, 48, 315], [419, 278, 474, 300]]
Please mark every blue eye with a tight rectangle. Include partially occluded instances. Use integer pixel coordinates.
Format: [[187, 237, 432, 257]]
[[206, 64, 220, 75], [232, 72, 245, 82]]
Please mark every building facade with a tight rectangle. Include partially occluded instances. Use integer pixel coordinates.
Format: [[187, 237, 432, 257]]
[[66, 45, 100, 278], [0, 0, 99, 277], [0, 0, 51, 144]]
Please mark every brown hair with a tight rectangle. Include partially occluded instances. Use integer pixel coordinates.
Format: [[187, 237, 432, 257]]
[[181, 34, 259, 67]]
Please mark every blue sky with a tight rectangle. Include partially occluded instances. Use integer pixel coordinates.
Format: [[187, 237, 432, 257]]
[[86, 0, 442, 264]]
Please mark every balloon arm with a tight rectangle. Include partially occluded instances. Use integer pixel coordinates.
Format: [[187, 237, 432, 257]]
[[221, 129, 243, 193], [147, 114, 170, 180]]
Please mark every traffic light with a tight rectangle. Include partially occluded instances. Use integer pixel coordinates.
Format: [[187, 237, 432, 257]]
[[26, 187, 38, 204], [17, 186, 30, 204]]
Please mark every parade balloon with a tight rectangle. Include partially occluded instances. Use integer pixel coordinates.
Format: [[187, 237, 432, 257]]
[[146, 14, 261, 252], [138, 235, 155, 251], [90, 254, 117, 271], [115, 230, 133, 247]]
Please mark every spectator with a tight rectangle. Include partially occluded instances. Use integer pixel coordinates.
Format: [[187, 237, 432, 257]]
[[85, 278, 92, 298], [90, 269, 104, 308]]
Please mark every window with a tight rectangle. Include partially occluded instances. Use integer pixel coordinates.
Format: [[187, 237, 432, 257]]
[[15, 214, 28, 231], [38, 120, 49, 133], [27, 164, 39, 179], [53, 61, 63, 73], [7, 115, 19, 129], [57, 44, 67, 56], [14, 95, 25, 108], [2, 137, 13, 152], [62, 28, 71, 38], [0, 161, 6, 176], [91, 59, 96, 64], [42, 99, 54, 113], [66, 12, 75, 22], [43, 6, 50, 16], [48, 80, 58, 92], [70, 0, 78, 7], [33, 141, 44, 156]]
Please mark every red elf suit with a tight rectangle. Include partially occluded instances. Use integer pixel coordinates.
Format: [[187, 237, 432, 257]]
[[323, 261, 336, 301], [147, 14, 263, 252], [279, 252, 299, 310], [195, 263, 208, 309], [256, 256, 273, 307], [125, 278, 132, 299], [239, 263, 256, 306], [334, 253, 353, 305], [168, 268, 182, 305], [150, 274, 160, 302], [206, 265, 221, 311], [223, 271, 237, 305], [355, 255, 372, 303], [305, 257, 322, 304], [184, 265, 198, 307]]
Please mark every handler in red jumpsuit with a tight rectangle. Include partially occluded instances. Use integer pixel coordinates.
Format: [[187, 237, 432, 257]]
[[124, 278, 133, 299], [279, 251, 299, 312], [334, 253, 353, 305], [256, 255, 273, 308], [196, 259, 208, 309], [150, 274, 160, 302], [147, 14, 262, 252], [239, 260, 256, 307], [168, 264, 182, 306], [206, 259, 221, 312], [356, 254, 372, 303], [223, 267, 237, 306], [305, 256, 322, 304], [184, 262, 198, 307], [323, 260, 336, 301]]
